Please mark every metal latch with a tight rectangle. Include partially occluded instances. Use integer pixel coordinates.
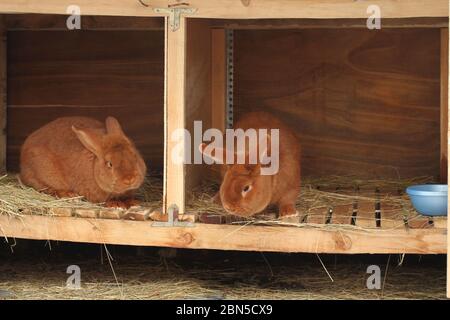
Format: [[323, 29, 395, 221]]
[[152, 204, 195, 227], [154, 7, 197, 31]]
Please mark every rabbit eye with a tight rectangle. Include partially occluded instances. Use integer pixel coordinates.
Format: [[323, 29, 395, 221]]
[[106, 161, 113, 168], [241, 185, 252, 197]]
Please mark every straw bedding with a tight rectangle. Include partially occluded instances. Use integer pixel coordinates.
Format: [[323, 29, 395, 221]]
[[0, 173, 163, 217], [0, 173, 435, 228], [0, 175, 445, 300], [0, 254, 446, 300], [187, 175, 435, 228]]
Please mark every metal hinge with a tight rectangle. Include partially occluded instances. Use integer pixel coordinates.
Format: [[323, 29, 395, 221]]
[[154, 7, 197, 31], [152, 204, 195, 227]]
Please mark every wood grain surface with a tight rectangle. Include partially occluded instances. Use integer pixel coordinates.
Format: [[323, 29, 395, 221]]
[[234, 28, 441, 179], [7, 30, 165, 172]]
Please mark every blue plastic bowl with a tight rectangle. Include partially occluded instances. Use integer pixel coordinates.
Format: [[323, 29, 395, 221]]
[[406, 184, 448, 216]]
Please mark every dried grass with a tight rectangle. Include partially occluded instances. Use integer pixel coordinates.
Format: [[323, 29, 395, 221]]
[[0, 256, 446, 300], [0, 174, 103, 217], [0, 174, 163, 217], [0, 173, 436, 230], [0, 174, 445, 300], [186, 175, 436, 228]]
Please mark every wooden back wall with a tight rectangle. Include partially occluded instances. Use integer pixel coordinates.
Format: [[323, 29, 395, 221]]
[[234, 28, 441, 179], [7, 30, 164, 172]]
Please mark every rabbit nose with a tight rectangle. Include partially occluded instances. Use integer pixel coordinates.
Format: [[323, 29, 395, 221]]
[[123, 176, 135, 186]]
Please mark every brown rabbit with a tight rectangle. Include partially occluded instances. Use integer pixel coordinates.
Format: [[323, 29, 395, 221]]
[[20, 116, 147, 207], [200, 111, 301, 217]]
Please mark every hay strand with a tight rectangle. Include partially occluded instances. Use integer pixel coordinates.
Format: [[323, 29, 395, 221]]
[[0, 173, 437, 231]]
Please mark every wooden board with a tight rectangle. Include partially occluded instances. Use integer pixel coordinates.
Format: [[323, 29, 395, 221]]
[[0, 18, 5, 174], [164, 16, 186, 214], [441, 28, 449, 182], [4, 14, 164, 30], [355, 201, 377, 228], [0, 214, 446, 254], [213, 18, 449, 29], [207, 28, 227, 181], [447, 21, 450, 300], [7, 30, 165, 172], [306, 207, 329, 224], [0, 0, 448, 19], [211, 29, 226, 136], [407, 214, 432, 229], [185, 19, 212, 190], [331, 204, 353, 225], [432, 216, 447, 229], [380, 202, 405, 229], [234, 29, 441, 179]]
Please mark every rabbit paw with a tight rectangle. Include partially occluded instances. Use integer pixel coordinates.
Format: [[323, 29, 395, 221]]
[[105, 198, 140, 209], [105, 200, 126, 209], [279, 204, 298, 218], [123, 198, 141, 208], [47, 189, 79, 199]]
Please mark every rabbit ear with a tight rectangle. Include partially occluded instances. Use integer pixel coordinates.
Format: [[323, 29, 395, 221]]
[[245, 164, 261, 176], [105, 116, 125, 136], [72, 125, 103, 157]]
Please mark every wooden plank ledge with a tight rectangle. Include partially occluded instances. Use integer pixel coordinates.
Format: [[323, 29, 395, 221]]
[[0, 214, 446, 254], [3, 14, 165, 30], [0, 0, 448, 19], [212, 17, 449, 29]]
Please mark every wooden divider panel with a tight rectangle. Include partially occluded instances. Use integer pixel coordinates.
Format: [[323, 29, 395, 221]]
[[7, 30, 165, 172], [0, 18, 5, 174], [164, 17, 187, 214], [234, 29, 441, 180]]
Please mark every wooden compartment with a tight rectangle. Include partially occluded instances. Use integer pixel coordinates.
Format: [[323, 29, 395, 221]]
[[0, 0, 448, 300], [0, 3, 447, 259], [180, 17, 449, 254], [0, 14, 165, 220]]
